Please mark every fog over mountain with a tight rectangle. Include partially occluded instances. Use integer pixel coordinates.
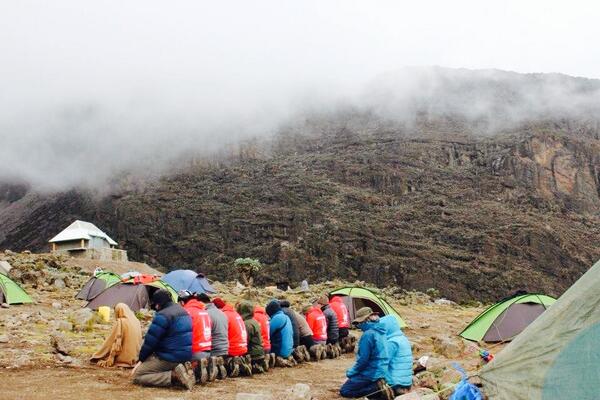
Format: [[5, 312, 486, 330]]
[[1, 1, 599, 189]]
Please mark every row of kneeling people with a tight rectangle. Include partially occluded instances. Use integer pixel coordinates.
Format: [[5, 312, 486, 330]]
[[90, 289, 358, 390]]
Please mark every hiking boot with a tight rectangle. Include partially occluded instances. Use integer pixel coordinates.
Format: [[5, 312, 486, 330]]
[[240, 356, 253, 377], [258, 356, 269, 372], [252, 360, 265, 374], [376, 379, 394, 400], [292, 347, 305, 363], [198, 358, 209, 384], [334, 343, 342, 358], [299, 345, 311, 362], [207, 356, 219, 382], [216, 356, 227, 380], [326, 344, 335, 359], [172, 363, 195, 391], [275, 356, 295, 368], [227, 356, 240, 378], [309, 345, 321, 362], [320, 344, 328, 360], [268, 353, 277, 368]]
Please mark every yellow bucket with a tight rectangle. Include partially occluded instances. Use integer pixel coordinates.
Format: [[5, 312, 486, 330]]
[[98, 306, 111, 323]]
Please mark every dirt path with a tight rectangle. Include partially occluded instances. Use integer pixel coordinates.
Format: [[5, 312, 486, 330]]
[[2, 355, 352, 400]]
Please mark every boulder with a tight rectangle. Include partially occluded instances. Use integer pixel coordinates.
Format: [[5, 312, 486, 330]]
[[53, 278, 66, 289], [286, 383, 311, 400], [52, 302, 62, 309], [432, 336, 464, 359], [69, 308, 96, 331], [0, 334, 9, 343], [56, 320, 74, 332], [50, 333, 72, 355], [415, 371, 438, 390], [395, 388, 440, 400]]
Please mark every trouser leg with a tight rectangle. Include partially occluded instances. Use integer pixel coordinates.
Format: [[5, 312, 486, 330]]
[[133, 355, 179, 387], [339, 377, 379, 398]]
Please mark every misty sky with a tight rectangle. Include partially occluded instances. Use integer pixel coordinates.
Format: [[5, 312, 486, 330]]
[[1, 0, 599, 189]]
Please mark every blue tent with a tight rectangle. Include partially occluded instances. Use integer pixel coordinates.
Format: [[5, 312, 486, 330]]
[[161, 269, 217, 294]]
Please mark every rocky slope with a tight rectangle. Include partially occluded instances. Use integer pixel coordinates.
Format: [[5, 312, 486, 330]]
[[1, 69, 600, 302]]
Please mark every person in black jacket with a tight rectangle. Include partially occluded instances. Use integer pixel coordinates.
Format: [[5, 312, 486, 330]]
[[317, 295, 341, 358], [132, 289, 196, 390]]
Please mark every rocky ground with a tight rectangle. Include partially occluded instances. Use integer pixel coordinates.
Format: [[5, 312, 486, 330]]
[[0, 252, 491, 400]]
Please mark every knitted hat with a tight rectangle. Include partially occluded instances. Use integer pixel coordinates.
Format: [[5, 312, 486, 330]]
[[317, 295, 329, 306], [212, 297, 226, 309]]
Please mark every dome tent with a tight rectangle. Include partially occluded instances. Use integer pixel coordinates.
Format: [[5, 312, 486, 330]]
[[459, 292, 555, 343], [481, 259, 600, 400], [85, 276, 177, 312], [0, 273, 33, 305], [329, 286, 406, 328], [76, 271, 122, 301], [161, 269, 216, 294]]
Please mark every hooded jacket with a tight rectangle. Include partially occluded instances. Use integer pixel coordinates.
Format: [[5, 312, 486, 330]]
[[237, 301, 265, 360], [139, 301, 192, 363], [321, 304, 340, 342], [182, 299, 212, 354], [329, 296, 351, 328], [265, 300, 293, 358], [221, 303, 248, 356], [305, 306, 328, 342], [253, 306, 271, 351], [346, 319, 389, 381], [205, 303, 230, 356], [279, 300, 300, 347], [380, 315, 413, 387]]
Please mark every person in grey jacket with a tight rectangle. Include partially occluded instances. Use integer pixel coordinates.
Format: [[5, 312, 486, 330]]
[[317, 295, 341, 358], [197, 293, 229, 379]]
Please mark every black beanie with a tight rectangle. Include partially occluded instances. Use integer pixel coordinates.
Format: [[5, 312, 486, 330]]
[[151, 289, 172, 309]]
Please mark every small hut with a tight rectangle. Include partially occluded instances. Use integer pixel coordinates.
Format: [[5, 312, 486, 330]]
[[49, 220, 127, 262]]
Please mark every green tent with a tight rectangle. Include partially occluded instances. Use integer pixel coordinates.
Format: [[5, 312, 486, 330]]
[[481, 259, 600, 399], [76, 271, 122, 301], [0, 274, 33, 305], [459, 293, 555, 343], [329, 286, 406, 327]]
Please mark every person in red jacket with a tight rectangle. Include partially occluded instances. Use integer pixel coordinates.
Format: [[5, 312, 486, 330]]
[[329, 296, 356, 352], [213, 297, 250, 377], [253, 306, 271, 352], [178, 290, 213, 384], [304, 305, 328, 345]]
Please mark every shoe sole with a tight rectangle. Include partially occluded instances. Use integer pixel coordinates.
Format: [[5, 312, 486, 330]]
[[174, 363, 195, 391]]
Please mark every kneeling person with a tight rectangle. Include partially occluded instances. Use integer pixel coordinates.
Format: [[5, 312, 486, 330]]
[[132, 290, 195, 390], [237, 301, 268, 373], [339, 307, 394, 400]]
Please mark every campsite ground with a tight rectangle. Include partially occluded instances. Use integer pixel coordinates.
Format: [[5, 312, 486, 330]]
[[1, 291, 486, 400]]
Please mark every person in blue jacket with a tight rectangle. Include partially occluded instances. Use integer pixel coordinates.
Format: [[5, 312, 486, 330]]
[[132, 289, 196, 390], [380, 315, 413, 396], [340, 307, 394, 400], [265, 300, 294, 366]]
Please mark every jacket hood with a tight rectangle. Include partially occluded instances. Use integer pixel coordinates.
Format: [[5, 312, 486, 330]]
[[279, 300, 291, 308], [254, 305, 266, 315], [183, 299, 205, 311], [330, 296, 344, 304], [360, 319, 387, 334], [266, 300, 282, 317], [380, 315, 404, 338], [221, 303, 235, 313], [237, 301, 255, 320]]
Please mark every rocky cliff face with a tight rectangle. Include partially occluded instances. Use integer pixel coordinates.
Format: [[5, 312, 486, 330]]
[[1, 114, 599, 302]]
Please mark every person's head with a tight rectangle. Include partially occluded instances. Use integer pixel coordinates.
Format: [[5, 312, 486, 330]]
[[212, 297, 226, 309], [196, 292, 211, 304], [279, 299, 291, 308], [177, 290, 194, 305], [265, 299, 282, 317], [351, 307, 379, 330], [150, 289, 173, 311], [114, 302, 132, 318], [301, 304, 312, 315], [237, 300, 255, 319], [316, 295, 329, 309]]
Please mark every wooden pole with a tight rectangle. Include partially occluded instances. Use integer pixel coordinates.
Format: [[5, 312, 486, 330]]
[[81, 239, 85, 248]]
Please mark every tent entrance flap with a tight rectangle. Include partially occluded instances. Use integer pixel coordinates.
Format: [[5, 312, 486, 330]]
[[483, 303, 547, 342]]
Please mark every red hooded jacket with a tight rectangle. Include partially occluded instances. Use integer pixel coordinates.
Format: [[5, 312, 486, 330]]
[[305, 306, 328, 341], [183, 299, 212, 353], [221, 303, 248, 356], [329, 296, 351, 328], [253, 306, 271, 351]]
